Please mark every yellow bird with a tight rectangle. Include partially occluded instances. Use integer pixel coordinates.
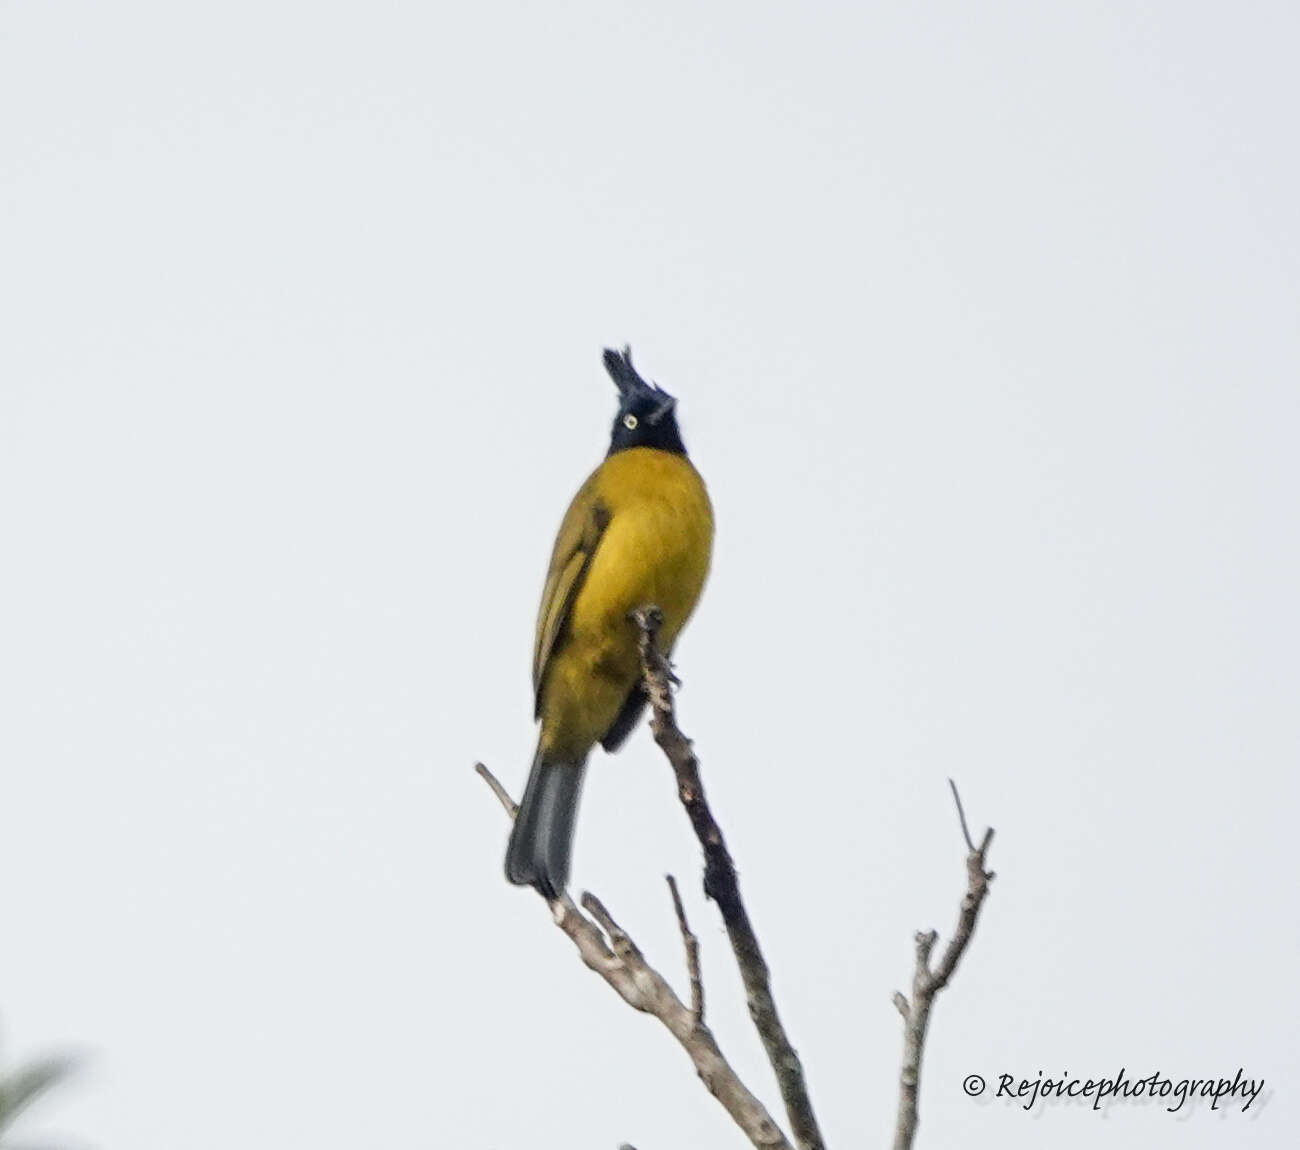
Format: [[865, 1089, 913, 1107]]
[[505, 348, 714, 897]]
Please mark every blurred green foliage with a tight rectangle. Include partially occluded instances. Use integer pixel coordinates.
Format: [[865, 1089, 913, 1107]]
[[0, 1033, 76, 1145]]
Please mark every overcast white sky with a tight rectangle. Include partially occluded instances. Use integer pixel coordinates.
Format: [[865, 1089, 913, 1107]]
[[2, 2, 1297, 1147]]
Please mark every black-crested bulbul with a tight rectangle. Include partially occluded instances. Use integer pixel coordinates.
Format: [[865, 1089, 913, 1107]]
[[505, 348, 713, 898]]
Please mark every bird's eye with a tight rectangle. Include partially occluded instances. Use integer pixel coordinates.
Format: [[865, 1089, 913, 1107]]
[[623, 414, 638, 430]]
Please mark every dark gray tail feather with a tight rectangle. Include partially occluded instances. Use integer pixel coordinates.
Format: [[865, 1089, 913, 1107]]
[[504, 748, 587, 899]]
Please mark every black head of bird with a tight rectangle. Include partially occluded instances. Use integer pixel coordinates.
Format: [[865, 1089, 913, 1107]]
[[604, 347, 687, 457]]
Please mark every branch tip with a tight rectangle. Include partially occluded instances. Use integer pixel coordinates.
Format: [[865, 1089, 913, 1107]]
[[947, 777, 976, 853], [667, 874, 705, 1022], [475, 761, 519, 819]]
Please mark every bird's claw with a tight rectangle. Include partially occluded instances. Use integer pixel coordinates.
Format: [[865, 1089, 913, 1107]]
[[630, 604, 665, 632]]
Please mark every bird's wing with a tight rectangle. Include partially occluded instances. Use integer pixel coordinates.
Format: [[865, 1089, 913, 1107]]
[[532, 473, 610, 717]]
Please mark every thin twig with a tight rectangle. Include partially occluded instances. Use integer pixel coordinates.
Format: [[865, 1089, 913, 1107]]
[[892, 781, 996, 1150], [632, 606, 824, 1150], [475, 761, 518, 818], [947, 776, 975, 853], [667, 875, 704, 1022], [478, 764, 793, 1150]]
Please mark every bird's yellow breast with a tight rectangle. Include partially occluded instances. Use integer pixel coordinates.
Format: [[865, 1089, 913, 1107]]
[[539, 448, 713, 757]]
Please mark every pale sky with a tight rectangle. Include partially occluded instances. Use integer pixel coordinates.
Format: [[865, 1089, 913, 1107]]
[[2, 2, 1297, 1148]]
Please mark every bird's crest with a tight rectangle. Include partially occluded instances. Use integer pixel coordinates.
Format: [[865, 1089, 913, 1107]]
[[603, 346, 676, 424]]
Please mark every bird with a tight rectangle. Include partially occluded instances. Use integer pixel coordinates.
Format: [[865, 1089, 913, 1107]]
[[505, 348, 714, 898]]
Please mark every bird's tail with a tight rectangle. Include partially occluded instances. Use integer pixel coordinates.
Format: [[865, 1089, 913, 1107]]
[[504, 745, 587, 899]]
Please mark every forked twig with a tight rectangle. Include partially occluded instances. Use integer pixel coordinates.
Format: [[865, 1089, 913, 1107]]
[[892, 781, 996, 1150], [476, 762, 792, 1150]]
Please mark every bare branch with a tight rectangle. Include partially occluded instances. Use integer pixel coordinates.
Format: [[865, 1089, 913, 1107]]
[[892, 781, 996, 1150], [477, 765, 793, 1150], [475, 761, 518, 818], [632, 607, 825, 1150], [667, 874, 704, 1022]]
